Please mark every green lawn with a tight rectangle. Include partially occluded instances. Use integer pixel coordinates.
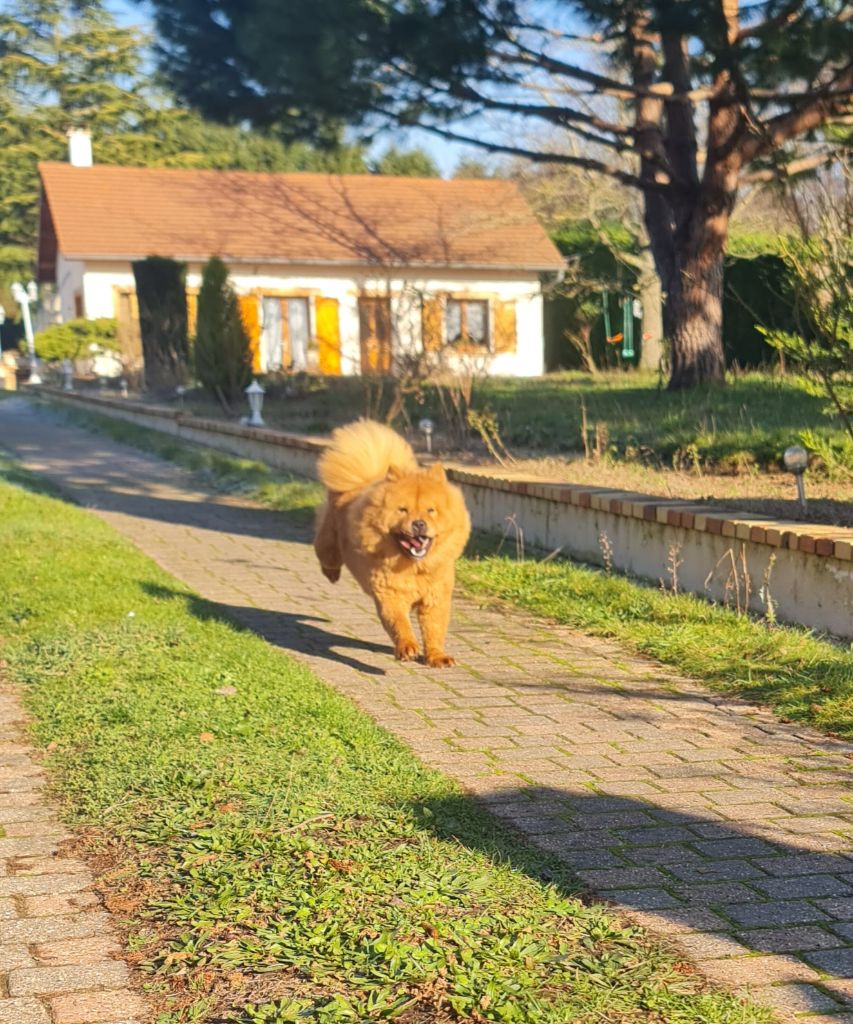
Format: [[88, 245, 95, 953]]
[[49, 404, 853, 740], [153, 370, 850, 473], [0, 458, 770, 1024]]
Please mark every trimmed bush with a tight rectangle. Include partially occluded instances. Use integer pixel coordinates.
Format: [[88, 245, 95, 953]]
[[35, 318, 118, 362], [723, 254, 795, 368], [194, 257, 252, 409], [131, 256, 189, 391]]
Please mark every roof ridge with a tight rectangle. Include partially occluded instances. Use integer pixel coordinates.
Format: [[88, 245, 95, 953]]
[[37, 161, 517, 188]]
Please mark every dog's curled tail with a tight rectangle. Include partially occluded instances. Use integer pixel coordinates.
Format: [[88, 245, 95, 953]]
[[318, 419, 418, 494]]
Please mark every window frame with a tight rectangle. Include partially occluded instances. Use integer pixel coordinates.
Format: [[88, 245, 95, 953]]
[[444, 297, 491, 351]]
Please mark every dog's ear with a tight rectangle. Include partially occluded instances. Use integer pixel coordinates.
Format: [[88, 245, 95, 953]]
[[426, 463, 447, 482], [386, 466, 402, 482]]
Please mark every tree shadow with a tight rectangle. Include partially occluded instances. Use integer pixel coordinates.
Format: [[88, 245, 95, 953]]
[[409, 784, 853, 1013], [65, 477, 309, 543], [134, 582, 853, 1013], [0, 453, 73, 501], [140, 581, 390, 676]]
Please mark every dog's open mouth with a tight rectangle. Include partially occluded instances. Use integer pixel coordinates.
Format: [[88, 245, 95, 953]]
[[396, 533, 433, 559]]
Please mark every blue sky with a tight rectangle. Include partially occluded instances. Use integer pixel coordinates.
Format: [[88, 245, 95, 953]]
[[106, 0, 474, 175]]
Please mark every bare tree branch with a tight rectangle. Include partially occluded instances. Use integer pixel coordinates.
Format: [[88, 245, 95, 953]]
[[736, 0, 804, 42], [375, 111, 670, 192], [741, 63, 853, 161], [740, 150, 836, 183]]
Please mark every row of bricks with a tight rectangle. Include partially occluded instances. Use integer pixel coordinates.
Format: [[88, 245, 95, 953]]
[[42, 386, 853, 562], [450, 469, 853, 560]]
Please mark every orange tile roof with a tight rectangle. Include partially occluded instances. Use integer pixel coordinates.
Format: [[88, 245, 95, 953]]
[[38, 163, 564, 272]]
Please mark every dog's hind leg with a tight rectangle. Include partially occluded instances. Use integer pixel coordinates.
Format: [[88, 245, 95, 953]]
[[313, 501, 342, 583]]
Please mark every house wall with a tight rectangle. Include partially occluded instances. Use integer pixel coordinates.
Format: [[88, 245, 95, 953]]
[[56, 253, 85, 321], [73, 260, 547, 377]]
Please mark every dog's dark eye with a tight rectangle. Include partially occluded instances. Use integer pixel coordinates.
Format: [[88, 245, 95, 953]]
[[398, 506, 408, 514], [427, 508, 436, 514]]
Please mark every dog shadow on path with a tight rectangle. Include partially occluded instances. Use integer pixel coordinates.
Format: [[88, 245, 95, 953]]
[[140, 582, 391, 676]]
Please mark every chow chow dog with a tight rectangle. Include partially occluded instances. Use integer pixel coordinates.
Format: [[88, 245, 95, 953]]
[[313, 419, 471, 667]]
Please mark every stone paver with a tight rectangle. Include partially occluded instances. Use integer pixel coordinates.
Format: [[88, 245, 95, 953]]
[[2, 397, 853, 1022], [0, 683, 148, 1021]]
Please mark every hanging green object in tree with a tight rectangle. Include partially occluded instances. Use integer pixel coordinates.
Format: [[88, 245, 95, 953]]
[[621, 295, 635, 359], [602, 289, 622, 345]]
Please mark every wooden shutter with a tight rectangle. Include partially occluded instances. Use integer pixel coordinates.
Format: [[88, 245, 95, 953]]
[[315, 296, 341, 375], [493, 299, 517, 353], [186, 289, 199, 341], [422, 296, 444, 352], [113, 286, 142, 365], [238, 295, 262, 373]]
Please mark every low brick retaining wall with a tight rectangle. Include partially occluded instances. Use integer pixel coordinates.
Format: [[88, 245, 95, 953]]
[[34, 387, 853, 640]]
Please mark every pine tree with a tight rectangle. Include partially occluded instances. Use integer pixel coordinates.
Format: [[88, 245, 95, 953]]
[[194, 257, 252, 411], [0, 0, 367, 291], [145, 0, 852, 388]]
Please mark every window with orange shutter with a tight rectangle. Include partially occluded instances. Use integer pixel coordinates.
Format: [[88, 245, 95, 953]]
[[446, 299, 489, 348]]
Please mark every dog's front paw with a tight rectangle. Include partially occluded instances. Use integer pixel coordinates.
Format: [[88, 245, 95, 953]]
[[395, 641, 420, 662], [425, 652, 457, 668]]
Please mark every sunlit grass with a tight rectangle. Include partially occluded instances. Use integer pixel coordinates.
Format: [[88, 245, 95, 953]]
[[0, 457, 770, 1024]]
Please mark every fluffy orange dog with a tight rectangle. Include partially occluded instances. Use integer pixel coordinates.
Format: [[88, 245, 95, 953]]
[[313, 419, 471, 667]]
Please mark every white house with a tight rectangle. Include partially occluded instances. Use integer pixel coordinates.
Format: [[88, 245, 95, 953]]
[[37, 138, 563, 378]]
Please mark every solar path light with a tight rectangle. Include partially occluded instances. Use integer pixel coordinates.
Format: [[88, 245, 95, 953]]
[[783, 444, 809, 513], [245, 379, 266, 427], [419, 417, 434, 454]]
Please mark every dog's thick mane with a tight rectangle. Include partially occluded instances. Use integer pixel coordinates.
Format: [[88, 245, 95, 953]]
[[318, 419, 418, 495]]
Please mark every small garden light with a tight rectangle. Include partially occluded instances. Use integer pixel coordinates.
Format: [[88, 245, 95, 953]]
[[62, 358, 74, 392], [175, 384, 186, 411], [245, 379, 266, 427], [419, 417, 434, 454], [120, 378, 129, 398], [783, 444, 809, 512]]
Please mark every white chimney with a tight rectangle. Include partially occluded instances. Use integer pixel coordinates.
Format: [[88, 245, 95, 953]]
[[67, 128, 93, 167]]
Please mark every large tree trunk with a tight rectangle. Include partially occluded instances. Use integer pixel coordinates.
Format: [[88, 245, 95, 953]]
[[664, 238, 727, 388]]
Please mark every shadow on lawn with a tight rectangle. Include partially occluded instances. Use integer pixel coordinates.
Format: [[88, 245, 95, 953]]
[[413, 786, 853, 1014], [141, 582, 390, 676], [139, 585, 853, 1016]]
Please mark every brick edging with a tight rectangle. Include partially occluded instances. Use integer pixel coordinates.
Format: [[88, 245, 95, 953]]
[[32, 386, 853, 564]]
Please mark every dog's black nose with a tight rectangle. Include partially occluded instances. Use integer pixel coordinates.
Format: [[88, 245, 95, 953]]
[[411, 519, 427, 534]]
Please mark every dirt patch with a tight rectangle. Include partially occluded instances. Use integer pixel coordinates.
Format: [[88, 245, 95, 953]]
[[448, 452, 853, 529]]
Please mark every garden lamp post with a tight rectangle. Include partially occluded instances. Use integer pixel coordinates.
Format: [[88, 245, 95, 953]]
[[419, 417, 434, 454], [62, 358, 73, 392], [783, 445, 809, 513], [11, 281, 40, 385], [245, 379, 265, 427]]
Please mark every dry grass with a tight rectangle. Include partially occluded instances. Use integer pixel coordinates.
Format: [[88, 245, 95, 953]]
[[459, 452, 853, 528]]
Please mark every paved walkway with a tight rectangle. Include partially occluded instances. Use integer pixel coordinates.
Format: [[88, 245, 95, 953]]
[[2, 397, 852, 1023], [0, 679, 147, 1024]]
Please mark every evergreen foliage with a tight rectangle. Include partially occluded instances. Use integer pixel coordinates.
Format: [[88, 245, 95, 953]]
[[131, 257, 188, 392], [194, 257, 252, 410]]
